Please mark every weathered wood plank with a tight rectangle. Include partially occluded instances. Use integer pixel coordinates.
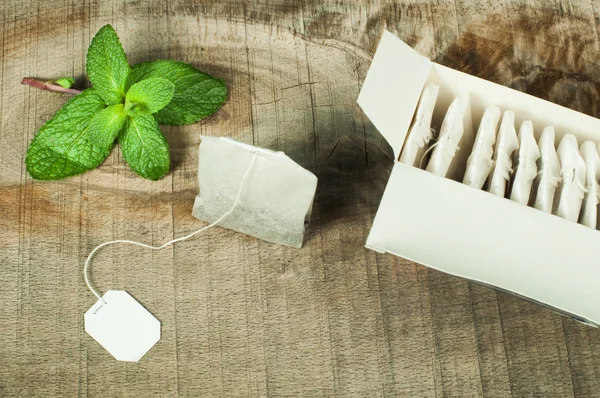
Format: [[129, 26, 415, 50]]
[[2, 0, 600, 397]]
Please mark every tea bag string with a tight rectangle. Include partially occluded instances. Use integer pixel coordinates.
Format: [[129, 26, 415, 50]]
[[84, 152, 259, 305], [419, 140, 439, 168], [419, 135, 460, 169], [559, 167, 590, 193], [536, 168, 562, 186]]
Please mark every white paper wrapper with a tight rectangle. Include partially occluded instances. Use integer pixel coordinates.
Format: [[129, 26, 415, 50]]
[[533, 127, 560, 213], [426, 94, 474, 180], [578, 141, 600, 229], [510, 121, 540, 205], [553, 134, 586, 223], [192, 136, 318, 248], [487, 111, 519, 197], [399, 83, 440, 167], [463, 106, 500, 189]]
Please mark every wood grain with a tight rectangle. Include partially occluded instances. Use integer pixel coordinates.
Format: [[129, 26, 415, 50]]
[[1, 0, 600, 396]]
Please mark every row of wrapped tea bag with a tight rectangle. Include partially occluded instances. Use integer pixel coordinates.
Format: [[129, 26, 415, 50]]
[[401, 83, 600, 230]]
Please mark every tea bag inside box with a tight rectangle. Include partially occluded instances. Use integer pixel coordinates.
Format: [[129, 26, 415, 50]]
[[487, 111, 519, 197], [578, 141, 600, 229], [510, 121, 540, 205], [533, 127, 560, 213], [192, 136, 318, 248], [399, 83, 439, 167], [553, 134, 586, 222], [426, 94, 474, 180], [463, 106, 501, 189]]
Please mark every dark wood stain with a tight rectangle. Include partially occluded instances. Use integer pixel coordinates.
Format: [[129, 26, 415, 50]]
[[438, 12, 600, 117]]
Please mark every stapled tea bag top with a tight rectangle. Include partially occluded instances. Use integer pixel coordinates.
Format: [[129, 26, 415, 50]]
[[426, 94, 473, 180], [463, 106, 500, 189], [193, 136, 318, 248], [487, 111, 519, 197], [533, 127, 560, 213], [510, 121, 541, 205], [578, 141, 600, 229], [399, 83, 439, 167], [554, 134, 586, 222]]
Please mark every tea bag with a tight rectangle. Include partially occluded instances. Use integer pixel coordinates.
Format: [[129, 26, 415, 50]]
[[399, 83, 440, 167], [192, 136, 318, 248], [83, 137, 318, 362], [487, 111, 519, 197], [533, 127, 560, 213], [553, 134, 586, 222], [426, 94, 474, 180], [510, 121, 540, 205], [463, 106, 501, 189], [578, 141, 600, 229]]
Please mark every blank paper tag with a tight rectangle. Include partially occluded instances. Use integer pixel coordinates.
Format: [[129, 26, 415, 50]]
[[84, 290, 160, 362]]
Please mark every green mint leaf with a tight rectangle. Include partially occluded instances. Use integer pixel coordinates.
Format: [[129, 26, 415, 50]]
[[26, 89, 112, 180], [87, 103, 126, 147], [86, 24, 131, 105], [55, 78, 76, 89], [119, 114, 170, 180], [124, 78, 175, 116], [131, 60, 227, 125]]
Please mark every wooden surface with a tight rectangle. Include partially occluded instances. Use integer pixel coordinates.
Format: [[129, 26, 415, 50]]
[[2, 0, 600, 396]]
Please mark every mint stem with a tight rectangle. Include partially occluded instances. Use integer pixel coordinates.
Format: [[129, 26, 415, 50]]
[[21, 78, 82, 95]]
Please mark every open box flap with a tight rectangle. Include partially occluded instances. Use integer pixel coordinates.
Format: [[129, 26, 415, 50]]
[[357, 30, 431, 159], [367, 164, 600, 325]]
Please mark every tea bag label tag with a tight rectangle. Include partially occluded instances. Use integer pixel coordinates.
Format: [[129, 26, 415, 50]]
[[84, 290, 160, 362]]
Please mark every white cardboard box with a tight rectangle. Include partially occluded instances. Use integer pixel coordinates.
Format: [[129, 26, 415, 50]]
[[358, 30, 600, 327]]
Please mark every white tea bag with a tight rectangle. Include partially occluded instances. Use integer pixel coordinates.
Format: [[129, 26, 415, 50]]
[[399, 83, 440, 167], [510, 121, 540, 205], [553, 134, 586, 222], [533, 127, 560, 213], [463, 106, 501, 189], [487, 111, 519, 197], [578, 141, 600, 229], [192, 136, 318, 248], [426, 94, 474, 180], [83, 137, 319, 362]]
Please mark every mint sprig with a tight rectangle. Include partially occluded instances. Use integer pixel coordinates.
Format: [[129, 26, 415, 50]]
[[25, 24, 227, 181]]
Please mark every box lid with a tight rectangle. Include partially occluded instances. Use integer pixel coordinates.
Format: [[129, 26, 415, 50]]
[[357, 31, 431, 160]]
